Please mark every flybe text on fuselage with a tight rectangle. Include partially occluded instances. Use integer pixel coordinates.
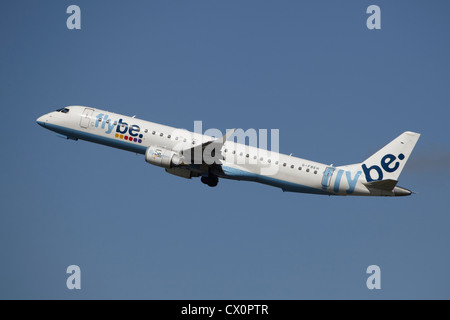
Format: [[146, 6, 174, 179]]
[[332, 170, 362, 194], [95, 113, 144, 143]]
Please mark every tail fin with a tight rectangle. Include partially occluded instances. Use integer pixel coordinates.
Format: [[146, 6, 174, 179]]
[[361, 131, 420, 182]]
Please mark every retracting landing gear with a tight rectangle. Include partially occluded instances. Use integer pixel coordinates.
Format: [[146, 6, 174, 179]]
[[201, 175, 219, 187]]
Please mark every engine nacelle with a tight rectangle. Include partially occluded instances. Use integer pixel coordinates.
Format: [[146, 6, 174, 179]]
[[145, 146, 182, 169]]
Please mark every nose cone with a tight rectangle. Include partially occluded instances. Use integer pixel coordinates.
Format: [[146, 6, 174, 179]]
[[393, 186, 412, 196], [36, 115, 47, 127]]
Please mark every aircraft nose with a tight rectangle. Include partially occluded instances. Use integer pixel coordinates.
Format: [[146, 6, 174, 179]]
[[36, 115, 47, 127]]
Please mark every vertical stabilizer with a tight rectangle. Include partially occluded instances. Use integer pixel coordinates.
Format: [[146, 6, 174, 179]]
[[361, 131, 420, 182]]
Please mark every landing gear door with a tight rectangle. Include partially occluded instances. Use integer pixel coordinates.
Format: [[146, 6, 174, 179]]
[[80, 108, 94, 128], [321, 167, 335, 190]]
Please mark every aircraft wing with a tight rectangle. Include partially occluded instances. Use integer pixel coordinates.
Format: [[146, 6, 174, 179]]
[[182, 128, 235, 165]]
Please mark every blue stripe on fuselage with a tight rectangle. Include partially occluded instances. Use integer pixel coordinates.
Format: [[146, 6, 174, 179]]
[[42, 123, 147, 154], [220, 166, 333, 195]]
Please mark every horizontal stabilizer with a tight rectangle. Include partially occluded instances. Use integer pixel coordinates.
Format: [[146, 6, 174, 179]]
[[364, 179, 398, 191]]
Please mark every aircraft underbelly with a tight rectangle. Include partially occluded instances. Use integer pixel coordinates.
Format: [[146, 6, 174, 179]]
[[220, 165, 331, 195]]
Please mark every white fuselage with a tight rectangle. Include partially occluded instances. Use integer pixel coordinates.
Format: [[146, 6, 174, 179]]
[[37, 106, 416, 196]]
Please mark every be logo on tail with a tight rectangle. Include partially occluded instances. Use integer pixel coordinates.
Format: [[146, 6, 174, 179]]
[[362, 153, 405, 182]]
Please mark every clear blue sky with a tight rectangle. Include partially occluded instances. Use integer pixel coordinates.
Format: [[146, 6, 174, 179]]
[[1, 0, 449, 299]]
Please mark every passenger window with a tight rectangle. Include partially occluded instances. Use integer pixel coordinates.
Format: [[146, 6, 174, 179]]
[[175, 137, 179, 140], [306, 169, 310, 172], [275, 161, 279, 165], [283, 163, 287, 167], [314, 171, 317, 174], [268, 159, 271, 163], [298, 167, 302, 170], [246, 154, 249, 158], [232, 151, 236, 155], [183, 138, 187, 142], [167, 135, 171, 139], [239, 152, 243, 156], [290, 165, 294, 169], [160, 133, 163, 137], [152, 131, 156, 135], [260, 157, 264, 161]]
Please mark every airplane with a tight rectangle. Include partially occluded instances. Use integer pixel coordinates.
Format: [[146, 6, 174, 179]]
[[36, 106, 420, 196]]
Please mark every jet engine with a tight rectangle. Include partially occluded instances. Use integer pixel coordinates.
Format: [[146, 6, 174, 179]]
[[145, 146, 182, 168]]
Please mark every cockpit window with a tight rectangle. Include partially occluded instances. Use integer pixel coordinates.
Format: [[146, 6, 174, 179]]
[[56, 108, 70, 113]]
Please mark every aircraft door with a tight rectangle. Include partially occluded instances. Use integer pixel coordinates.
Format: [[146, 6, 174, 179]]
[[80, 108, 94, 128], [321, 167, 335, 190]]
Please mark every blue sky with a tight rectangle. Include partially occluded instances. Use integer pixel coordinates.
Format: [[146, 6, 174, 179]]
[[1, 0, 450, 299]]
